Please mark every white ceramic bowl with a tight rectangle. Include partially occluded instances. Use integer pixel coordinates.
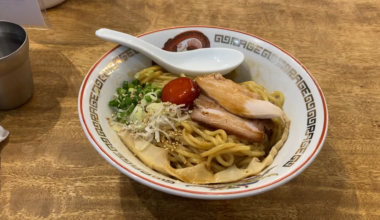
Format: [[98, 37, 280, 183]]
[[78, 26, 328, 200]]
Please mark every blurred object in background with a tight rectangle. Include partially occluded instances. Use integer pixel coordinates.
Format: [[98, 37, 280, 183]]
[[0, 0, 50, 29], [40, 0, 65, 9]]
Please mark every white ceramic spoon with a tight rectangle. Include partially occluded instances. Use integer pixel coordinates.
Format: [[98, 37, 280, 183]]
[[96, 28, 244, 76]]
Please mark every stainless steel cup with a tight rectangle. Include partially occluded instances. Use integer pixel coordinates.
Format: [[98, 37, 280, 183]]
[[0, 21, 34, 110]]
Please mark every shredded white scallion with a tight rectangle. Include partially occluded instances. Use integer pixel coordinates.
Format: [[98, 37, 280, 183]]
[[144, 92, 158, 101], [114, 102, 189, 144]]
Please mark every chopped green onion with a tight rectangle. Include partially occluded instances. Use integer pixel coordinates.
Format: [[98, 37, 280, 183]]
[[119, 112, 127, 117], [120, 98, 131, 109], [109, 78, 165, 122], [128, 88, 136, 93], [109, 100, 119, 107], [143, 87, 153, 94], [122, 81, 129, 90], [155, 89, 162, 98], [126, 103, 135, 115], [132, 97, 139, 105], [145, 95, 152, 102], [125, 97, 134, 105], [132, 79, 140, 86], [146, 70, 154, 76], [117, 88, 127, 96]]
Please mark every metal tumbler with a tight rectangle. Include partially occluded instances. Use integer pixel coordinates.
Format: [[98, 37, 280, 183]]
[[0, 20, 34, 110]]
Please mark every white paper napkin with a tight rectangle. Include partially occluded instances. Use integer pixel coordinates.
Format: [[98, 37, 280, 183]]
[[0, 126, 9, 143]]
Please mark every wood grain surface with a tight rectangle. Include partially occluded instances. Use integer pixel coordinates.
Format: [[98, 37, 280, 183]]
[[1, 0, 379, 219]]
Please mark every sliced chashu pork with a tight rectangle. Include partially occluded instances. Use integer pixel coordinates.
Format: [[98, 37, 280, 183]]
[[195, 73, 283, 119], [191, 95, 265, 142]]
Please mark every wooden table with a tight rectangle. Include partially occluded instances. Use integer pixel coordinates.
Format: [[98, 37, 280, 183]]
[[1, 0, 379, 219]]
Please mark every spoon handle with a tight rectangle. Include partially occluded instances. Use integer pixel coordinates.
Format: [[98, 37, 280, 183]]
[[95, 28, 169, 66]]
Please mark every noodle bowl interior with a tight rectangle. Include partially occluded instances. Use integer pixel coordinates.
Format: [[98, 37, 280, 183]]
[[108, 66, 290, 184]]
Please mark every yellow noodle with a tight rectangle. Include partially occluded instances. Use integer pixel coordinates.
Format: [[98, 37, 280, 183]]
[[182, 129, 215, 149], [216, 145, 251, 155], [175, 149, 202, 159], [200, 143, 236, 157], [168, 150, 182, 163], [204, 130, 228, 142], [216, 154, 234, 167], [191, 125, 221, 145], [181, 121, 194, 133], [232, 152, 248, 157], [140, 71, 163, 84], [240, 150, 266, 157], [205, 145, 251, 169], [169, 156, 178, 162], [176, 144, 192, 152], [187, 157, 205, 164], [157, 75, 177, 80], [177, 153, 187, 164], [189, 146, 201, 155], [136, 66, 164, 80]]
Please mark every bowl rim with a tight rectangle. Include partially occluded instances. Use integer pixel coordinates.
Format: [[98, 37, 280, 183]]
[[78, 25, 328, 198]]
